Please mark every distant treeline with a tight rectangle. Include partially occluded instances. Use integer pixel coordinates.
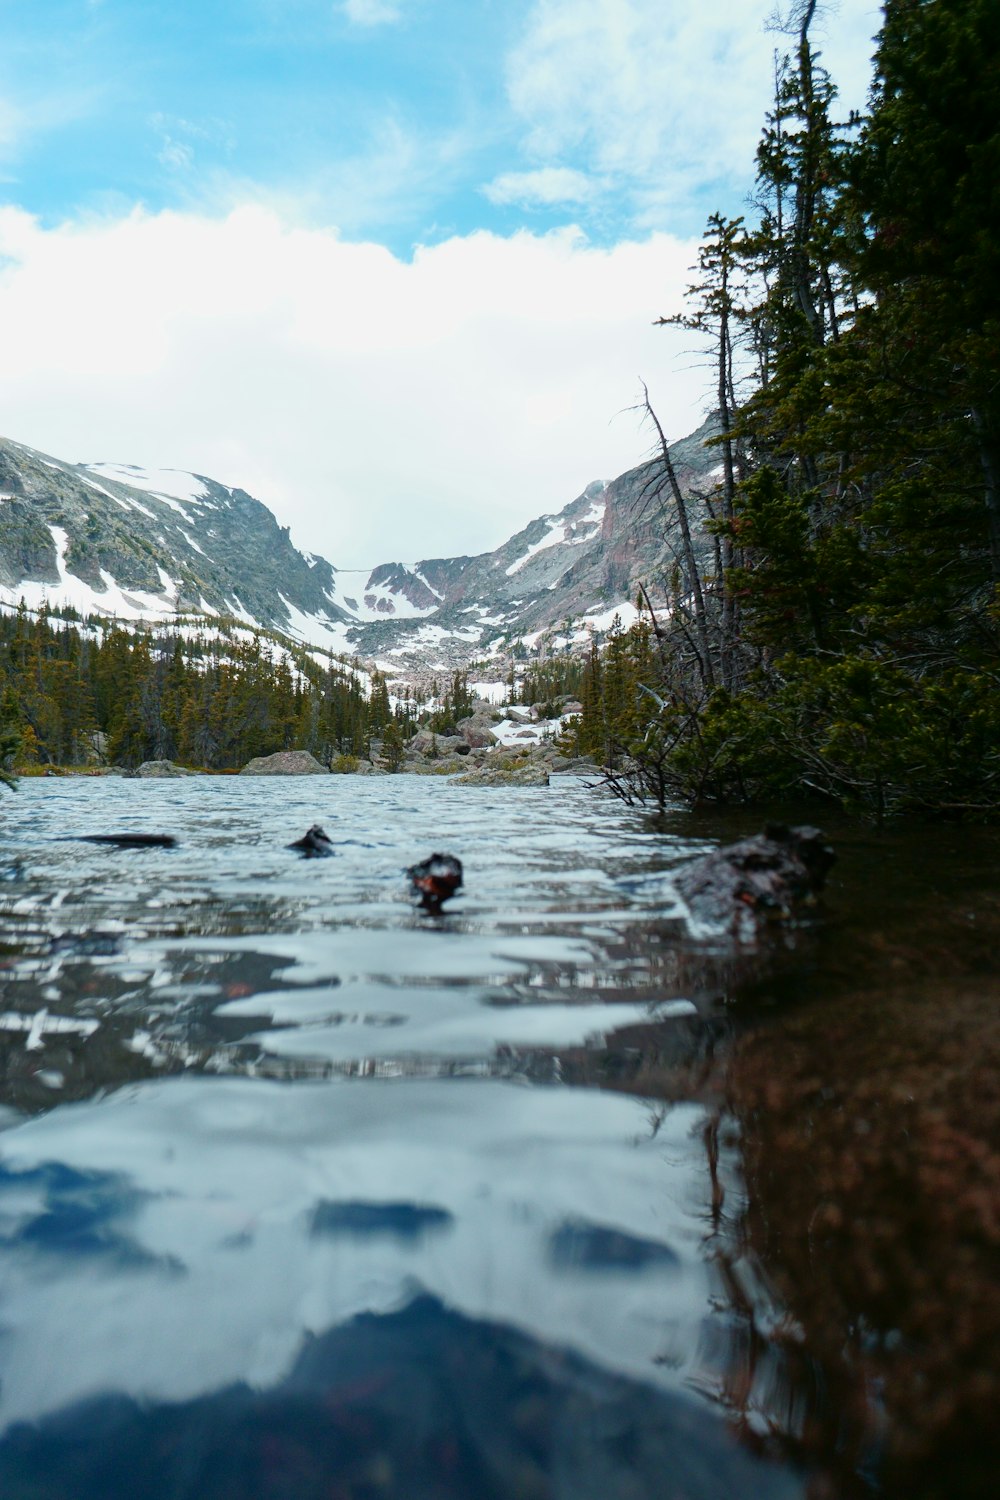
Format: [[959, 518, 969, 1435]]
[[0, 603, 500, 772], [0, 604, 401, 770]]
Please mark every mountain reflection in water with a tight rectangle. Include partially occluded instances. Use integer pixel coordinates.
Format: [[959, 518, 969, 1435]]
[[0, 1297, 798, 1500]]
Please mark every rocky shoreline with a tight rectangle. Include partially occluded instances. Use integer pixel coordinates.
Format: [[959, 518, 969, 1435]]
[[40, 699, 595, 787]]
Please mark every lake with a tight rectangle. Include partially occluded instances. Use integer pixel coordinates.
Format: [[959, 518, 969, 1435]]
[[0, 774, 996, 1498]]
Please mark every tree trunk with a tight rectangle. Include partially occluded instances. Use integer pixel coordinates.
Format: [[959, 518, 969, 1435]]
[[641, 386, 716, 691]]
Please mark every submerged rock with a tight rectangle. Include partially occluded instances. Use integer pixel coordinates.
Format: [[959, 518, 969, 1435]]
[[239, 750, 328, 776], [74, 833, 177, 849], [676, 824, 835, 943]]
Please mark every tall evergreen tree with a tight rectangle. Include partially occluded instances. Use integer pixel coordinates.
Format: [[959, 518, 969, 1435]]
[[589, 0, 1000, 818]]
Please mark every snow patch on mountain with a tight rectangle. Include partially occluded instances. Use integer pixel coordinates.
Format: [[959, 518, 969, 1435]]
[[321, 565, 440, 623], [80, 475, 135, 509], [504, 491, 607, 578], [85, 464, 211, 507], [582, 601, 640, 633], [278, 593, 356, 654], [0, 525, 181, 621], [505, 518, 566, 576]]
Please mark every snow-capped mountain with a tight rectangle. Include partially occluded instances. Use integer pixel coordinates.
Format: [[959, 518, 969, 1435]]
[[0, 441, 356, 645], [0, 419, 720, 671]]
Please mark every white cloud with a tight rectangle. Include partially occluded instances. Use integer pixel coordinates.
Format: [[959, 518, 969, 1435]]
[[504, 0, 880, 225], [0, 204, 703, 567], [483, 167, 601, 209], [187, 116, 471, 240], [157, 137, 195, 171], [342, 0, 402, 26]]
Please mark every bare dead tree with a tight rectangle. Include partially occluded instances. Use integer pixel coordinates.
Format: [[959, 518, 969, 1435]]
[[633, 382, 716, 690]]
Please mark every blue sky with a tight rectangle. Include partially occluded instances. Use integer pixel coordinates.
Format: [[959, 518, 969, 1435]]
[[0, 1, 883, 564], [1, 0, 878, 249], [2, 0, 516, 248]]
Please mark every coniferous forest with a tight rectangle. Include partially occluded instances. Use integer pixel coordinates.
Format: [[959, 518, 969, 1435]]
[[0, 605, 409, 771], [570, 0, 1000, 819]]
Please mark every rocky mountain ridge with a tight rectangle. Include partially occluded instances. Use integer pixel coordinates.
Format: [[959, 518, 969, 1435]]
[[0, 419, 720, 672]]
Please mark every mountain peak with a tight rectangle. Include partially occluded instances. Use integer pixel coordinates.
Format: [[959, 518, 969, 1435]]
[[0, 419, 720, 671]]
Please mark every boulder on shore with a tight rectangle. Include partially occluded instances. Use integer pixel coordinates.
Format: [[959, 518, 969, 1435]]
[[239, 750, 328, 776], [547, 755, 595, 775], [456, 714, 499, 750], [406, 730, 465, 758]]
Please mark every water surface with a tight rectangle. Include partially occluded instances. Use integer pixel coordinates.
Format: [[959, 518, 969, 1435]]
[[0, 775, 793, 1500], [3, 777, 997, 1499]]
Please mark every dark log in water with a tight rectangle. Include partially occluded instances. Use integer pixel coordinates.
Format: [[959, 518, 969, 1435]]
[[68, 834, 178, 849]]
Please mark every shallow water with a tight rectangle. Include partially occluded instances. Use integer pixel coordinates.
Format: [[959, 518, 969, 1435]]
[[2, 777, 998, 1500], [0, 775, 799, 1500]]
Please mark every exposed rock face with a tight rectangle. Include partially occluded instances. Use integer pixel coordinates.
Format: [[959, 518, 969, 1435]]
[[364, 562, 441, 614], [133, 760, 195, 778], [239, 751, 328, 776], [340, 416, 721, 671]]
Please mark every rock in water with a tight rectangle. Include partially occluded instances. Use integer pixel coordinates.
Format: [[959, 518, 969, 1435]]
[[133, 760, 195, 778], [452, 764, 550, 787], [676, 824, 835, 943], [407, 853, 464, 913], [239, 751, 328, 776], [288, 824, 335, 857]]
